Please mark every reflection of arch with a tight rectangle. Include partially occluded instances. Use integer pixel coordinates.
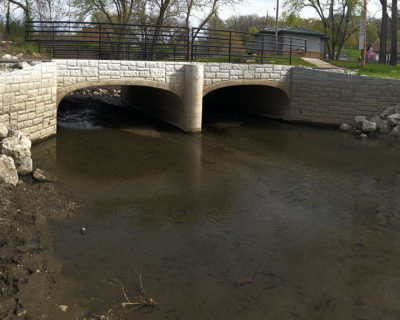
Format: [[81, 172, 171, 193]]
[[57, 79, 182, 106], [203, 80, 290, 98], [203, 80, 290, 120]]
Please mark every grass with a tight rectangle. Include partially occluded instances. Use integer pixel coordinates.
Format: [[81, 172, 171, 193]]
[[340, 47, 360, 60], [326, 59, 400, 80]]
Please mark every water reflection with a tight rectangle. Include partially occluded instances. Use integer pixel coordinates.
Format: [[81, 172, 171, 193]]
[[31, 95, 400, 319]]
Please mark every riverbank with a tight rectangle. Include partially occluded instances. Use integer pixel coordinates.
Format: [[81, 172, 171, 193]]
[[0, 181, 80, 319]]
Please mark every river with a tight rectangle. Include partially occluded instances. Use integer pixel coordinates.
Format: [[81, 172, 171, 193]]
[[32, 94, 400, 320]]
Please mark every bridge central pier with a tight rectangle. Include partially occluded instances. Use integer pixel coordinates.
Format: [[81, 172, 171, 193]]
[[121, 64, 204, 133]]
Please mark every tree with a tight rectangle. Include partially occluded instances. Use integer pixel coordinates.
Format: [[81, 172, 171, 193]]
[[72, 0, 139, 24], [380, 0, 388, 63], [225, 14, 266, 33], [7, 0, 32, 22], [389, 0, 397, 65], [284, 0, 362, 59]]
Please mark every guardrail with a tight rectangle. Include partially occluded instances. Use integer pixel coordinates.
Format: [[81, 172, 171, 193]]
[[25, 21, 307, 64]]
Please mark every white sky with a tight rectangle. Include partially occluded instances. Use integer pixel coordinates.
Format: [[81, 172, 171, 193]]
[[218, 0, 383, 21]]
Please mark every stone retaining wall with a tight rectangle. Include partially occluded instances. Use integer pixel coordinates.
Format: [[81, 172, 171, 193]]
[[0, 62, 57, 141], [290, 67, 400, 125]]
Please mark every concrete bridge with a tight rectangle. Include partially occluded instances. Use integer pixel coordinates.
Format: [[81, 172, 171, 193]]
[[1, 59, 400, 141]]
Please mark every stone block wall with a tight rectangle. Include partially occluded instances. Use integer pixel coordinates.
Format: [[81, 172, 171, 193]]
[[55, 60, 292, 98], [0, 62, 57, 141], [202, 63, 292, 86], [55, 60, 188, 97], [290, 67, 400, 125]]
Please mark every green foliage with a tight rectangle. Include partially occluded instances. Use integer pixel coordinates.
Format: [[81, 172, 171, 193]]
[[341, 46, 360, 60], [248, 26, 258, 33], [4, 19, 25, 43], [326, 60, 400, 79]]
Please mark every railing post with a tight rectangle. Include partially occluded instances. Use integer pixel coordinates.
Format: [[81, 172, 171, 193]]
[[191, 28, 195, 62], [228, 31, 232, 63], [305, 39, 307, 54], [24, 21, 28, 41], [52, 23, 55, 58], [261, 34, 264, 64], [289, 38, 292, 65], [144, 26, 147, 60], [186, 27, 190, 61], [99, 24, 102, 59]]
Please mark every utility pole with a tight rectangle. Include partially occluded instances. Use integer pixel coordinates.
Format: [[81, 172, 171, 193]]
[[360, 0, 367, 67], [275, 0, 279, 55]]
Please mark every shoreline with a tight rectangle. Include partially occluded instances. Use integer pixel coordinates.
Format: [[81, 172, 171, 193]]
[[0, 181, 80, 319]]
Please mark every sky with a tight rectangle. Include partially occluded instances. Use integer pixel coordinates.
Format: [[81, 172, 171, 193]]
[[219, 0, 382, 21], [219, 0, 319, 20]]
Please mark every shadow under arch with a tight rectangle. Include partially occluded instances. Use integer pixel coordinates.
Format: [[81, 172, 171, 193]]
[[203, 80, 290, 120], [57, 79, 182, 107], [57, 79, 186, 131]]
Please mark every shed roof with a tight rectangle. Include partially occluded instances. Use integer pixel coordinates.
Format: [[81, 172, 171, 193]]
[[261, 26, 329, 39]]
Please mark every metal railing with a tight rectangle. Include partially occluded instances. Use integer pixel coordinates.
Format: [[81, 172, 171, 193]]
[[191, 28, 307, 64], [25, 21, 307, 64]]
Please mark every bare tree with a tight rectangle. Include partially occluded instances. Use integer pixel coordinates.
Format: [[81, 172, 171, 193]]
[[284, 0, 362, 59], [7, 0, 32, 21], [73, 0, 139, 24]]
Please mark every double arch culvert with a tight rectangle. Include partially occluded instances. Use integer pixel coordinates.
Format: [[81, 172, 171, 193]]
[[58, 79, 290, 132]]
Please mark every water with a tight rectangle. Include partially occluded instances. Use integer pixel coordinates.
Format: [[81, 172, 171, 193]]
[[32, 95, 400, 319]]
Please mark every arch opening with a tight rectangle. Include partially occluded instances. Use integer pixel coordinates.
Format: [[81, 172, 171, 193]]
[[57, 84, 184, 133], [202, 84, 290, 125]]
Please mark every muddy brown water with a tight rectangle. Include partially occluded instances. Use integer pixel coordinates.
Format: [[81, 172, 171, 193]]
[[32, 96, 400, 320]]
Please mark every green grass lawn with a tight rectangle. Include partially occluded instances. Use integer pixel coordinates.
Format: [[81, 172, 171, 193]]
[[340, 47, 360, 60], [326, 60, 400, 80]]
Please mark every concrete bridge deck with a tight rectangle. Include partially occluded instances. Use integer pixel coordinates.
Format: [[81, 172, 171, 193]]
[[0, 60, 399, 141]]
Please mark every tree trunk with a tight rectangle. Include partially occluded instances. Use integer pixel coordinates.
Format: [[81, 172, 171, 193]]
[[150, 0, 171, 59], [390, 0, 398, 65], [5, 2, 11, 38], [380, 0, 388, 64]]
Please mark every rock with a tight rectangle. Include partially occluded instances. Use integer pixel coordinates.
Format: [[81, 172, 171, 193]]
[[380, 107, 395, 119], [352, 129, 362, 135], [354, 116, 366, 129], [32, 52, 41, 58], [16, 62, 30, 69], [370, 115, 383, 128], [339, 123, 352, 131], [358, 133, 368, 139], [1, 130, 33, 174], [58, 305, 68, 312], [33, 168, 48, 182], [379, 107, 394, 119], [361, 120, 376, 132], [0, 155, 19, 186], [16, 53, 23, 59], [17, 157, 32, 175], [380, 120, 391, 134], [390, 125, 400, 137], [2, 54, 11, 59], [11, 55, 18, 60], [386, 113, 400, 126], [0, 123, 8, 139], [234, 277, 253, 287], [80, 227, 87, 235]]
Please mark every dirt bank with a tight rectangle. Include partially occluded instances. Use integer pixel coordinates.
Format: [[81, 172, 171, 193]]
[[0, 181, 80, 319]]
